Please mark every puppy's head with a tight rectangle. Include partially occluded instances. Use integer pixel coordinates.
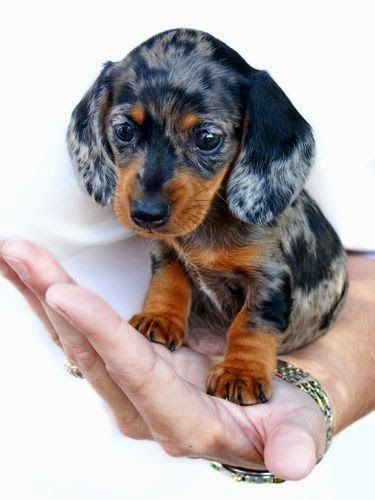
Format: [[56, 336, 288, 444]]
[[67, 29, 314, 236]]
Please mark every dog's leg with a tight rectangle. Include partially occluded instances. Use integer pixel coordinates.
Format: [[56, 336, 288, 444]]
[[129, 259, 192, 351], [206, 306, 278, 405]]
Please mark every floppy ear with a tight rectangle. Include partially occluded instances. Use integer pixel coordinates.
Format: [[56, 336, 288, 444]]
[[227, 70, 315, 224], [67, 61, 117, 206]]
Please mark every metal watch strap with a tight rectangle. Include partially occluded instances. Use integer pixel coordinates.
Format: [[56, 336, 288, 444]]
[[210, 359, 334, 484], [210, 462, 285, 484], [275, 359, 334, 451]]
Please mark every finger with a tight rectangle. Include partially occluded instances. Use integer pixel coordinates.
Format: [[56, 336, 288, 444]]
[[263, 401, 326, 480], [2, 238, 76, 346], [1, 240, 60, 346], [62, 329, 151, 440], [1, 239, 73, 295], [45, 283, 221, 456], [2, 239, 148, 438], [2, 238, 96, 351], [47, 309, 150, 439], [1, 239, 28, 290]]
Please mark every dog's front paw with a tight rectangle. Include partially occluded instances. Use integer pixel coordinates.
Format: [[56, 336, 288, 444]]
[[206, 362, 272, 405], [129, 313, 185, 352]]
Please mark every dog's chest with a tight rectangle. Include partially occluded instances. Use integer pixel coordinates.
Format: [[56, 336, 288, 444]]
[[170, 239, 260, 313]]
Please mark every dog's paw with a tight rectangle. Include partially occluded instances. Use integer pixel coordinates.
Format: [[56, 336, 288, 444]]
[[206, 362, 272, 405], [129, 313, 185, 352]]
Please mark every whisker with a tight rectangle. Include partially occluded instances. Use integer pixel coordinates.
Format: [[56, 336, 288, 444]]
[[214, 191, 227, 203], [192, 187, 209, 200]]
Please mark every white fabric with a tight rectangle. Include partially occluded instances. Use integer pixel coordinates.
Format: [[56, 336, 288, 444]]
[[1, 1, 374, 499]]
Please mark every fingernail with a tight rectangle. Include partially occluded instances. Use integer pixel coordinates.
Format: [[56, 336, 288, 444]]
[[45, 297, 72, 323], [2, 256, 30, 281]]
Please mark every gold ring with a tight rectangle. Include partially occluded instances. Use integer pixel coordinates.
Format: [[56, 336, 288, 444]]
[[64, 358, 84, 378]]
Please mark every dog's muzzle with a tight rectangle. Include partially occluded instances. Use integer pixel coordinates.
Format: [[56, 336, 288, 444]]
[[130, 197, 171, 229]]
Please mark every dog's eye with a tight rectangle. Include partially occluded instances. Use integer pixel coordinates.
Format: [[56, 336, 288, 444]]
[[194, 128, 222, 152], [114, 121, 135, 143]]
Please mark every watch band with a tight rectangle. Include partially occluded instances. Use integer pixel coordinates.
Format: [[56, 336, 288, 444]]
[[275, 359, 334, 451], [210, 462, 285, 484]]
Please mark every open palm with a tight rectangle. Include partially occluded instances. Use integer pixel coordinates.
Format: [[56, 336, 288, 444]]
[[0, 239, 326, 480]]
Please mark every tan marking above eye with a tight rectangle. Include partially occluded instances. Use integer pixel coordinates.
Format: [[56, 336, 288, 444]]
[[179, 112, 200, 131], [129, 105, 145, 125]]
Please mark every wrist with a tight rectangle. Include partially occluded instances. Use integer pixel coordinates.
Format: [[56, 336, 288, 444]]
[[279, 340, 349, 434]]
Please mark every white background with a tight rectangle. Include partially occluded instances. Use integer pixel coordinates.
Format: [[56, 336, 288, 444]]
[[0, 1, 374, 499]]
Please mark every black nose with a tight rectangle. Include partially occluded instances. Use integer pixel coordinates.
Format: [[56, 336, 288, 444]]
[[130, 198, 171, 228]]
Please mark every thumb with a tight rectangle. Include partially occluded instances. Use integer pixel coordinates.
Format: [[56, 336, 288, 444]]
[[263, 409, 326, 481]]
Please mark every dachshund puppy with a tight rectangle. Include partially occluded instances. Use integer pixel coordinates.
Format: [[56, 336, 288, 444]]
[[67, 29, 347, 405]]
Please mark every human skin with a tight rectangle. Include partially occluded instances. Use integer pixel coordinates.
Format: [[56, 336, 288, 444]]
[[1, 239, 374, 480]]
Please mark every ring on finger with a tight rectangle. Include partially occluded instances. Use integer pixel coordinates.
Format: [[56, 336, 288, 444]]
[[64, 358, 84, 379]]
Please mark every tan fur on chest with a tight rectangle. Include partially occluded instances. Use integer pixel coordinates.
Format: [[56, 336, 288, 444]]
[[168, 240, 264, 274]]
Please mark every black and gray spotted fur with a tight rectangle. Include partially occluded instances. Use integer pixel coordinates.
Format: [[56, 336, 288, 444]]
[[67, 28, 347, 354], [179, 189, 347, 353]]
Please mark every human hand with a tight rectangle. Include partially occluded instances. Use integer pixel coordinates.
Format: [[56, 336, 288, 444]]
[[1, 239, 327, 480]]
